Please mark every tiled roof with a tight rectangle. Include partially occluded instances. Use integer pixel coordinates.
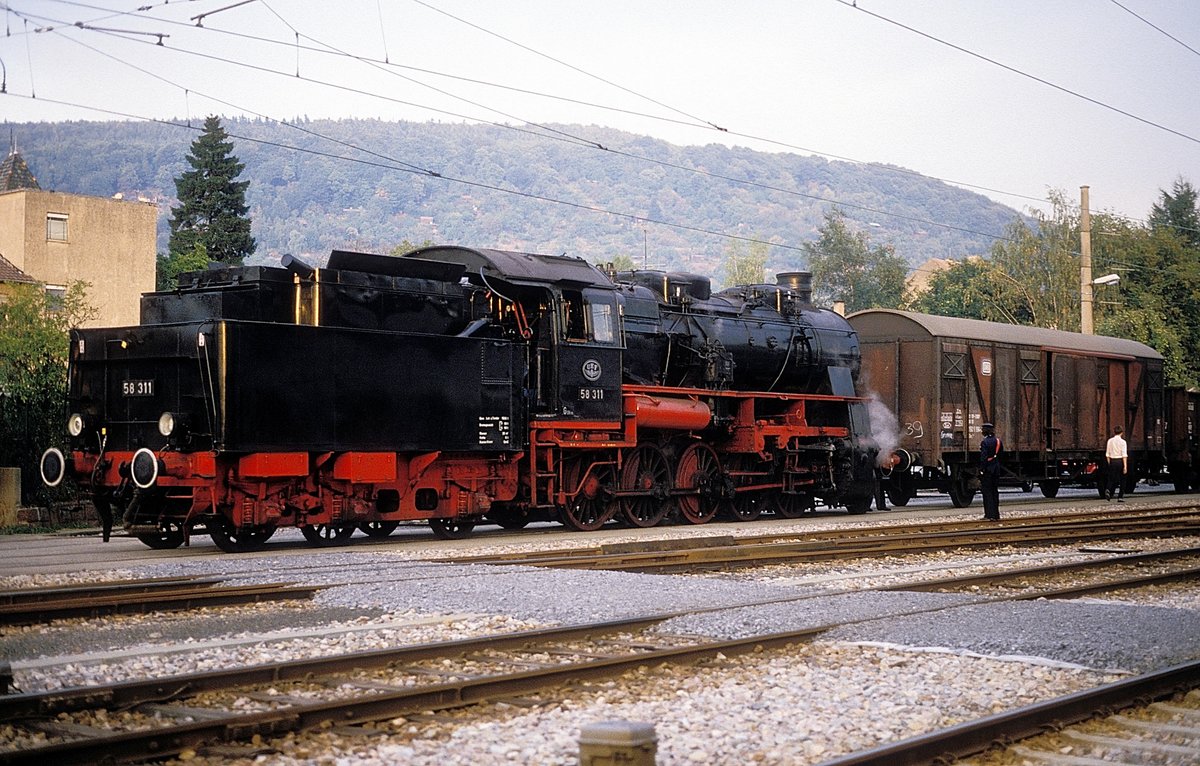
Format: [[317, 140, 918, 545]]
[[0, 253, 37, 284], [0, 151, 40, 191]]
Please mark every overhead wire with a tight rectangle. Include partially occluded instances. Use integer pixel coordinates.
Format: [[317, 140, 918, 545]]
[[9, 0, 1200, 245], [834, 0, 1200, 147], [28, 0, 1180, 231], [1109, 0, 1200, 59], [19, 6, 1022, 246]]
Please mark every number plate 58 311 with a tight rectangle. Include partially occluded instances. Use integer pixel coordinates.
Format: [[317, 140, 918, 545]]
[[122, 379, 154, 396]]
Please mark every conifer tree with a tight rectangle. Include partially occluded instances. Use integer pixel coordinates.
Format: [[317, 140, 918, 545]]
[[167, 116, 255, 266]]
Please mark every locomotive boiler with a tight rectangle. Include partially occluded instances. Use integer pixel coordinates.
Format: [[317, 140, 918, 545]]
[[39, 245, 877, 551]]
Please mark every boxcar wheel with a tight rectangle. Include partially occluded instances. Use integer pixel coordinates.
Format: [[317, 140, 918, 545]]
[[359, 520, 399, 538], [136, 521, 186, 550], [301, 524, 355, 547], [429, 518, 476, 540], [948, 478, 976, 508], [1040, 481, 1060, 498], [884, 483, 913, 507]]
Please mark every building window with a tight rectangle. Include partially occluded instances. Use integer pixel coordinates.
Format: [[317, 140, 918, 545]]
[[45, 284, 67, 312], [47, 213, 69, 242]]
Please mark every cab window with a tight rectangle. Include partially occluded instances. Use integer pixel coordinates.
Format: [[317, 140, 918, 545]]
[[561, 288, 619, 345], [590, 302, 615, 344]]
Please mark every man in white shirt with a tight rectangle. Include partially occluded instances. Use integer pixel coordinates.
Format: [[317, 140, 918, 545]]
[[1105, 425, 1128, 502]]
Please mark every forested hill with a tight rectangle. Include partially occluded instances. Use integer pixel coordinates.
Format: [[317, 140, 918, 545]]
[[16, 118, 1020, 281]]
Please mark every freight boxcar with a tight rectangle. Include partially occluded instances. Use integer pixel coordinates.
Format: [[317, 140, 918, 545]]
[[847, 309, 1165, 506], [1165, 386, 1200, 492]]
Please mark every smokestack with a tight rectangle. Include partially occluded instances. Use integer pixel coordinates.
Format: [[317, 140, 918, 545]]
[[776, 271, 812, 304]]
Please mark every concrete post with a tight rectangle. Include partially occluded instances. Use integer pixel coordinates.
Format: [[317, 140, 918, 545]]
[[579, 720, 657, 765], [1080, 185, 1094, 334]]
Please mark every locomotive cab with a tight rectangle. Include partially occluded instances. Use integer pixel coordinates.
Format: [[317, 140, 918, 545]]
[[405, 246, 623, 423]]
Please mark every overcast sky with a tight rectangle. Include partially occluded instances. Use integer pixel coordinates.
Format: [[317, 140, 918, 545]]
[[3, 0, 1198, 227]]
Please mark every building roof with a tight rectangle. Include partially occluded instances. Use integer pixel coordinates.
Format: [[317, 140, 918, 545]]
[[0, 253, 37, 284], [0, 150, 40, 192]]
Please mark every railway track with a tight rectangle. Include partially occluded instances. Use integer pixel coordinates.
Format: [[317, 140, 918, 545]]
[[440, 507, 1200, 572], [2, 547, 1197, 764], [818, 663, 1200, 766], [0, 579, 322, 627]]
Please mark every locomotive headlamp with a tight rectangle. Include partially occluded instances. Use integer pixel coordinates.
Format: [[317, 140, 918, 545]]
[[67, 412, 86, 437], [39, 447, 66, 488], [158, 412, 176, 437], [130, 447, 161, 489]]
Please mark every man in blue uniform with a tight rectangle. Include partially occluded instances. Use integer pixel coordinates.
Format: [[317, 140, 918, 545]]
[[979, 422, 1002, 520]]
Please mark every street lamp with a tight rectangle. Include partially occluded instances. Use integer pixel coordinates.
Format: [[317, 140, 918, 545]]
[[1093, 273, 1120, 287]]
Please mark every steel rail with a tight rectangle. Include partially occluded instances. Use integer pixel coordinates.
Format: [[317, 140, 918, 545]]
[[0, 576, 223, 606], [0, 583, 322, 627], [813, 660, 1200, 766], [445, 507, 1200, 565], [880, 546, 1200, 592], [5, 546, 1198, 720], [3, 558, 1199, 763], [476, 517, 1200, 572]]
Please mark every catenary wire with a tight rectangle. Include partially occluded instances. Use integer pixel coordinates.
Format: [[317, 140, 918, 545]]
[[24, 0, 1192, 232], [9, 0, 1198, 243]]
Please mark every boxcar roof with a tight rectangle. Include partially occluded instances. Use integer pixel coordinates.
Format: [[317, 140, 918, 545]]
[[847, 309, 1163, 361], [406, 245, 612, 290]]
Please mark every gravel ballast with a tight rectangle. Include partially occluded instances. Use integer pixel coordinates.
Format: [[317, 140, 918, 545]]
[[2, 506, 1199, 764]]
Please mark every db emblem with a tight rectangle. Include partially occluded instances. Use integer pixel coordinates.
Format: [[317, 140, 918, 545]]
[[582, 359, 602, 382]]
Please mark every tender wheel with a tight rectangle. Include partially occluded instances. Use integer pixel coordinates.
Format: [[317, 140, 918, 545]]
[[1040, 481, 1061, 498], [359, 520, 399, 538], [136, 521, 186, 550], [774, 492, 808, 519], [948, 478, 976, 508], [620, 444, 672, 528], [486, 508, 532, 530], [674, 443, 722, 525], [562, 460, 618, 532], [429, 518, 476, 540], [208, 517, 275, 553], [300, 523, 355, 547]]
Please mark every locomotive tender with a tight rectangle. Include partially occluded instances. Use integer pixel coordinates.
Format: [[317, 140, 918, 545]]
[[849, 309, 1170, 506], [40, 246, 877, 551]]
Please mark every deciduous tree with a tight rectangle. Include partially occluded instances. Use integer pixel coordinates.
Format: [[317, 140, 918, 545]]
[[0, 283, 95, 503], [803, 211, 907, 312], [721, 240, 768, 288]]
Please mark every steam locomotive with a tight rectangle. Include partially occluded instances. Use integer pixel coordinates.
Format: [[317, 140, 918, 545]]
[[39, 245, 878, 551]]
